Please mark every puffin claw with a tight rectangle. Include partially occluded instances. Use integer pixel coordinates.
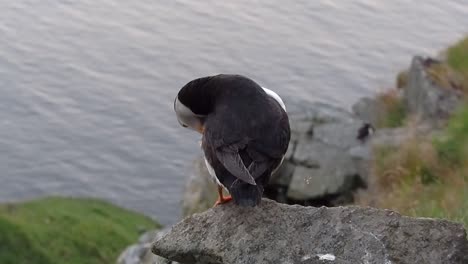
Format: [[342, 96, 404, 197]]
[[213, 196, 232, 207]]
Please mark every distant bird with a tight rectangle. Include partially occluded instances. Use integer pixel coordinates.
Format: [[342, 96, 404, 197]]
[[356, 123, 375, 143], [174, 74, 290, 207]]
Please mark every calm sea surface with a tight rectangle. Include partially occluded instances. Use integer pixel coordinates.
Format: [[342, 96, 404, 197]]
[[1, 1, 467, 224]]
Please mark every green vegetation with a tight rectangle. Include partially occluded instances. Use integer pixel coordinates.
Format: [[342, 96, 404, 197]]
[[396, 70, 408, 89], [363, 112, 468, 227], [435, 106, 468, 165], [427, 37, 468, 93], [447, 37, 468, 76], [0, 197, 159, 264], [380, 37, 468, 129], [375, 89, 407, 128], [360, 37, 468, 228]]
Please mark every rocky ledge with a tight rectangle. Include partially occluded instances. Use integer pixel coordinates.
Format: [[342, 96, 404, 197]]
[[153, 199, 468, 264]]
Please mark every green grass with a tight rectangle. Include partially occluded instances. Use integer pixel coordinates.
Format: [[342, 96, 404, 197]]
[[358, 36, 468, 228], [362, 106, 468, 228], [396, 70, 408, 89], [434, 105, 468, 165], [447, 37, 468, 75], [407, 184, 468, 226], [381, 100, 406, 128], [0, 197, 159, 264], [375, 89, 407, 128]]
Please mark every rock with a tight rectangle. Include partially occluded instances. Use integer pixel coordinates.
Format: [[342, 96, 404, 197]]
[[180, 103, 370, 209], [403, 56, 462, 122], [287, 141, 360, 201], [370, 123, 435, 148], [181, 156, 219, 218], [352, 97, 386, 125], [152, 199, 468, 264], [118, 229, 181, 264], [286, 111, 367, 202], [118, 244, 151, 264], [183, 102, 370, 208], [269, 160, 295, 186]]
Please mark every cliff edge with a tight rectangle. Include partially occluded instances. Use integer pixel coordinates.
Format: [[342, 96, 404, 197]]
[[152, 199, 467, 264]]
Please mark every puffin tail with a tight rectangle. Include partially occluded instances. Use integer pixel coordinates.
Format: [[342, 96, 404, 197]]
[[230, 181, 263, 207]]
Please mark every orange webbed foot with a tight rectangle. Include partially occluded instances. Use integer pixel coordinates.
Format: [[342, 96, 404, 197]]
[[213, 196, 232, 207]]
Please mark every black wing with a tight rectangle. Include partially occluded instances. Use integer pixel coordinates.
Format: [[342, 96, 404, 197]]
[[215, 145, 257, 185]]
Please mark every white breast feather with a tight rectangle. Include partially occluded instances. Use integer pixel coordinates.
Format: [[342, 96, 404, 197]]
[[204, 157, 227, 190], [262, 87, 286, 111]]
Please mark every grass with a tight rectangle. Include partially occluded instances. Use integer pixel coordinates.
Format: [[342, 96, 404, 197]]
[[434, 106, 468, 165], [426, 37, 468, 94], [396, 70, 408, 89], [360, 106, 468, 228], [0, 197, 159, 264], [375, 89, 407, 128], [381, 37, 468, 129], [447, 37, 468, 76], [359, 35, 468, 230]]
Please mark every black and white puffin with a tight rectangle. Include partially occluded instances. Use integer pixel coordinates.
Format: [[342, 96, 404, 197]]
[[174, 74, 290, 207], [356, 122, 375, 143]]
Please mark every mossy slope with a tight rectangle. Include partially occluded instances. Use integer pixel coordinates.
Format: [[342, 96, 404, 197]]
[[0, 197, 159, 264]]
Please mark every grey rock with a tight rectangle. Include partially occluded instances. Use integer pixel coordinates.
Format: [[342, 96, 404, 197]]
[[152, 199, 468, 264], [370, 123, 434, 148], [348, 145, 371, 183], [313, 122, 362, 149], [184, 102, 369, 207], [287, 119, 365, 201], [118, 229, 181, 264], [352, 97, 386, 125], [403, 56, 462, 122], [269, 160, 295, 186], [182, 156, 219, 218], [290, 102, 355, 124], [118, 244, 150, 264], [370, 127, 411, 147]]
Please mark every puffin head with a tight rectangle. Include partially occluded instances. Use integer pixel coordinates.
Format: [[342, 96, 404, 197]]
[[174, 96, 206, 134], [174, 77, 213, 134]]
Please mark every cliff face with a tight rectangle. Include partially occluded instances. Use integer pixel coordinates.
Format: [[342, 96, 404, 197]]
[[153, 199, 468, 264], [118, 54, 468, 264]]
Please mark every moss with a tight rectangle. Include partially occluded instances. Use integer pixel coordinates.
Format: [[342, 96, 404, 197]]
[[375, 89, 407, 128], [431, 37, 468, 94], [0, 197, 159, 264], [382, 100, 406, 128], [447, 37, 468, 75], [358, 36, 468, 229], [396, 70, 408, 89], [434, 105, 468, 165], [0, 218, 52, 264], [426, 62, 467, 93], [361, 114, 468, 228]]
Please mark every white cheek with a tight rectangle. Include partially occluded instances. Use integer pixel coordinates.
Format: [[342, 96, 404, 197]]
[[175, 97, 204, 130]]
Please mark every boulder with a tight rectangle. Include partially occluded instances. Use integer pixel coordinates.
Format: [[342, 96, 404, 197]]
[[118, 229, 180, 264], [352, 97, 387, 125], [285, 106, 368, 203], [403, 56, 462, 122], [181, 156, 219, 218], [152, 199, 468, 264], [182, 103, 370, 211]]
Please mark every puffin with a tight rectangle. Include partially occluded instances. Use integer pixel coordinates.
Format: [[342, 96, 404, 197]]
[[174, 74, 290, 207], [356, 123, 375, 143]]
